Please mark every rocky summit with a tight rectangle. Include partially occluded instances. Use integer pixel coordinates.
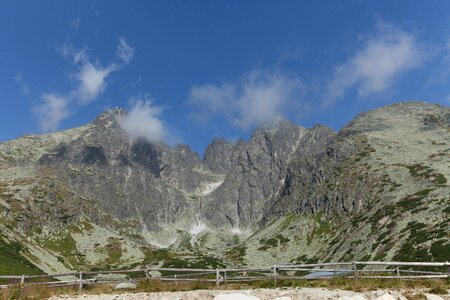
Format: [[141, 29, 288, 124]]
[[0, 101, 448, 274]]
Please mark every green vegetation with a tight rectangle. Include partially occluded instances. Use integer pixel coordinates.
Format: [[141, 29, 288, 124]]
[[369, 203, 396, 229], [224, 244, 246, 265], [351, 213, 368, 227], [443, 204, 450, 214], [142, 246, 226, 271], [306, 214, 334, 245], [393, 222, 449, 262], [406, 164, 447, 185], [142, 247, 178, 266], [257, 234, 291, 251], [103, 237, 124, 267], [279, 212, 298, 230], [0, 237, 43, 276], [42, 231, 85, 269], [350, 239, 362, 246], [430, 239, 450, 262], [396, 189, 434, 212], [290, 254, 318, 264], [162, 254, 226, 269]]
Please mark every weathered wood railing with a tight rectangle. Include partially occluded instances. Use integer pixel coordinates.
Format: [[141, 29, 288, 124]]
[[0, 261, 448, 291]]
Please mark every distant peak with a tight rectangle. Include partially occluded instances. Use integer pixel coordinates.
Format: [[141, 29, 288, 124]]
[[92, 107, 126, 128], [255, 117, 302, 135]]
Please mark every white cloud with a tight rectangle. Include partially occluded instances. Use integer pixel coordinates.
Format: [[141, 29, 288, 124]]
[[59, 44, 87, 64], [74, 62, 117, 104], [325, 22, 424, 105], [189, 69, 303, 130], [33, 93, 70, 132], [59, 43, 118, 104], [116, 37, 134, 65], [33, 39, 131, 131], [69, 16, 80, 33], [117, 97, 168, 143], [14, 73, 30, 95]]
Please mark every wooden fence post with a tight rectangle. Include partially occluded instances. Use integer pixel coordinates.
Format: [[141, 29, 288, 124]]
[[216, 269, 220, 287], [20, 275, 25, 285], [78, 271, 83, 293], [352, 261, 358, 280], [174, 274, 178, 285], [273, 265, 277, 286], [396, 266, 400, 276], [145, 266, 150, 279]]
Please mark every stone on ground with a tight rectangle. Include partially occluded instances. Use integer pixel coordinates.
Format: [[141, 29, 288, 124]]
[[114, 282, 137, 290]]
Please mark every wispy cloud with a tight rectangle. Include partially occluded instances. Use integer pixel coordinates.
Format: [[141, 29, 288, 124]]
[[117, 96, 172, 144], [116, 37, 134, 65], [33, 93, 70, 132], [60, 45, 118, 104], [74, 62, 117, 104], [189, 68, 303, 130], [14, 73, 30, 95], [69, 16, 80, 33], [325, 22, 424, 106], [34, 38, 132, 131]]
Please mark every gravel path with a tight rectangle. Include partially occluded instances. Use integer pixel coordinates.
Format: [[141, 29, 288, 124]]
[[49, 287, 449, 300]]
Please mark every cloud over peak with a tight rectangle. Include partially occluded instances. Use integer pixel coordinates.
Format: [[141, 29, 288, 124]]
[[189, 69, 303, 131], [117, 97, 168, 143]]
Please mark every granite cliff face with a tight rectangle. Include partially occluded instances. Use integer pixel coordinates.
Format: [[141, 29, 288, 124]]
[[0, 101, 448, 273]]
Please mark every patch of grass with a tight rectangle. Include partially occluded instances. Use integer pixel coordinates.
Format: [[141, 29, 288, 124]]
[[360, 254, 371, 261], [290, 255, 319, 264], [430, 239, 450, 262], [351, 213, 368, 227], [350, 239, 362, 246], [104, 237, 124, 266], [142, 247, 177, 265], [436, 173, 447, 185], [443, 205, 450, 214], [428, 286, 448, 294], [307, 214, 334, 245], [394, 242, 431, 262], [224, 244, 246, 266], [279, 212, 298, 230], [162, 254, 226, 270], [0, 237, 43, 276], [42, 231, 85, 269], [396, 189, 434, 212], [406, 163, 447, 185], [257, 234, 290, 251]]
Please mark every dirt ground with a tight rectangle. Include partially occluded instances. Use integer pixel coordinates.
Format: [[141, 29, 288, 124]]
[[49, 287, 450, 300]]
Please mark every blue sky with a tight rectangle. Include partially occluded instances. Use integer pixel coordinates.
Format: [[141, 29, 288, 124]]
[[1, 1, 450, 154]]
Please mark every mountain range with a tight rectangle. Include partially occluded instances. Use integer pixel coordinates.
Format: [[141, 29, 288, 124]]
[[0, 101, 448, 274]]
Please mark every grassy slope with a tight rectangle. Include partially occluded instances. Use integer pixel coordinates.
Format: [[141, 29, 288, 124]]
[[0, 238, 43, 275]]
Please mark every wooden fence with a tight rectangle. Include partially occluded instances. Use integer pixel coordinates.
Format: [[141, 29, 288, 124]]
[[0, 261, 448, 292]]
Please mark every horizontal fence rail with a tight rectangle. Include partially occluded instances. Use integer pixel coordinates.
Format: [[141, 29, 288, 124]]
[[0, 261, 448, 291]]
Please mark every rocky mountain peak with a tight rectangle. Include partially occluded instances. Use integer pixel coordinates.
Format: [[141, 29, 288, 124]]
[[203, 138, 236, 173], [253, 117, 302, 137], [91, 107, 125, 131], [340, 101, 450, 137]]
